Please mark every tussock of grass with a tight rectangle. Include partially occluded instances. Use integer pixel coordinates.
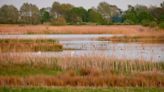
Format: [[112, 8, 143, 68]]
[[0, 39, 63, 52]]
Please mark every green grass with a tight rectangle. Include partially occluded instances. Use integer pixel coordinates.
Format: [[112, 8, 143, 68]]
[[0, 39, 58, 43], [0, 87, 163, 92], [0, 61, 62, 76]]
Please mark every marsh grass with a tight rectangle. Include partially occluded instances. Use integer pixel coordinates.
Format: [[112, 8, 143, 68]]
[[0, 54, 163, 75], [0, 63, 62, 76], [0, 71, 164, 87], [99, 36, 164, 43], [0, 25, 164, 35], [0, 54, 164, 87], [0, 87, 164, 92], [0, 39, 63, 52]]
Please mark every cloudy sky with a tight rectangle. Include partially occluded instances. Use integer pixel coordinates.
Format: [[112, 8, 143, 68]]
[[0, 0, 163, 10]]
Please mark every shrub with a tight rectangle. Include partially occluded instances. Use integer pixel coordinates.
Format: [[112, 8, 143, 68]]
[[123, 20, 135, 25], [159, 22, 164, 29], [51, 17, 67, 25], [148, 21, 157, 27], [141, 20, 157, 27]]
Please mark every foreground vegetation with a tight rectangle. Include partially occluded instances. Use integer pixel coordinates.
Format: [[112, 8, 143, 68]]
[[0, 87, 164, 92], [0, 55, 164, 87], [99, 35, 164, 43], [0, 39, 63, 52]]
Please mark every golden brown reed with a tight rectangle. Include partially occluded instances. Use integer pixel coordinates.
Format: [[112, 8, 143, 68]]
[[0, 25, 164, 36], [0, 54, 164, 87], [0, 39, 63, 52], [99, 36, 164, 43], [0, 54, 163, 74], [0, 71, 164, 87]]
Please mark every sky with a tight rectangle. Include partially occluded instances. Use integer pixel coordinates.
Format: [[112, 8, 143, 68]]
[[0, 0, 163, 10]]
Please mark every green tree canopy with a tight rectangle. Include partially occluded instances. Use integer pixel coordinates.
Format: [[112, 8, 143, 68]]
[[40, 8, 51, 23], [65, 7, 88, 24], [88, 9, 106, 24], [123, 5, 154, 24]]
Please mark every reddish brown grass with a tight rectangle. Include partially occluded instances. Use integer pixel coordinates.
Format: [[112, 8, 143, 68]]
[[0, 53, 163, 87], [0, 39, 63, 52], [0, 54, 163, 74], [99, 35, 164, 43], [0, 25, 164, 36], [0, 71, 163, 87]]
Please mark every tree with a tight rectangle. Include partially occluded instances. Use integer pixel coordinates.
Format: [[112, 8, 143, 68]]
[[20, 3, 40, 24], [40, 8, 51, 23], [123, 5, 154, 24], [97, 2, 120, 23], [51, 1, 61, 18], [135, 5, 154, 23], [51, 1, 74, 18], [87, 9, 106, 24], [60, 3, 74, 16], [123, 5, 138, 24], [65, 7, 88, 24], [0, 5, 19, 23], [161, 1, 164, 8], [150, 7, 164, 23]]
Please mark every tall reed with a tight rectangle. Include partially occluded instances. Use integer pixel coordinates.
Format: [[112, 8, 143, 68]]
[[0, 54, 163, 74]]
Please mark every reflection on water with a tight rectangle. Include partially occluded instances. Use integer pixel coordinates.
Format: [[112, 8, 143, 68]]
[[0, 34, 123, 41], [0, 34, 164, 61], [60, 40, 164, 61]]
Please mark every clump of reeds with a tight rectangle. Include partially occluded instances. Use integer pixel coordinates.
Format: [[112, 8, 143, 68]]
[[0, 39, 63, 52]]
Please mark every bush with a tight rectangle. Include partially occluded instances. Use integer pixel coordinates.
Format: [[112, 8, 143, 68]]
[[159, 22, 164, 29], [123, 20, 135, 25], [51, 17, 67, 25], [141, 20, 157, 27], [141, 20, 150, 26], [148, 21, 157, 27]]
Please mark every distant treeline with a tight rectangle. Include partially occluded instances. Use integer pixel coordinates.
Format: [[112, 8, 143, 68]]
[[0, 1, 164, 28]]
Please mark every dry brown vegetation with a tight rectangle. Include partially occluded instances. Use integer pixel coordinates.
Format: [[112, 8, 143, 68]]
[[0, 54, 164, 87], [0, 72, 164, 87], [0, 39, 63, 52], [99, 35, 164, 43], [0, 25, 164, 36], [0, 54, 163, 74]]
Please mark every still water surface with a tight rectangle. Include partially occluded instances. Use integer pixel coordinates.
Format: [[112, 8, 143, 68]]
[[0, 34, 163, 61]]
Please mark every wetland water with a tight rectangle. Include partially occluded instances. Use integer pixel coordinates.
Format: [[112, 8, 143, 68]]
[[0, 34, 164, 61]]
